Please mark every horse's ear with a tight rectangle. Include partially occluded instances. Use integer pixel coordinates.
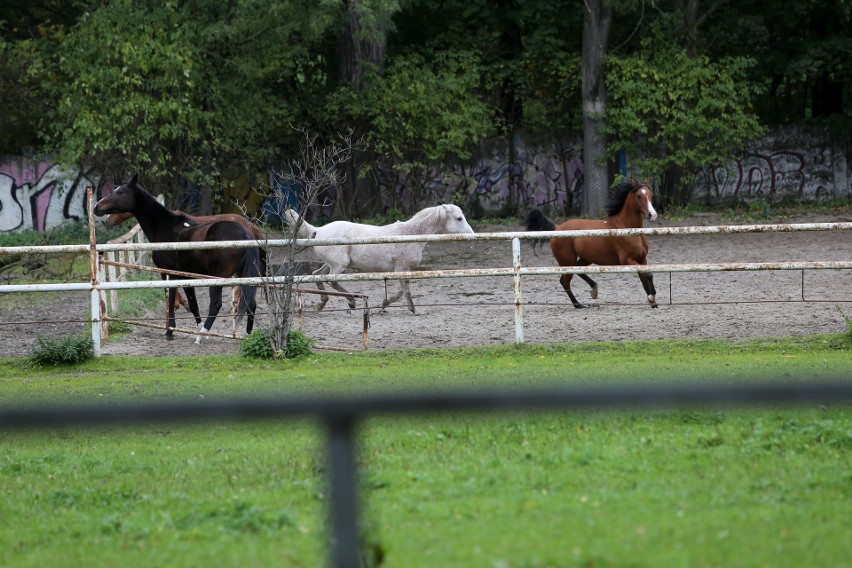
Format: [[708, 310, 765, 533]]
[[629, 178, 638, 188], [129, 173, 138, 187], [643, 177, 649, 187]]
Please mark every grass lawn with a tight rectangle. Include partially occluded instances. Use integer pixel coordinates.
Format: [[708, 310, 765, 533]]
[[0, 336, 850, 567]]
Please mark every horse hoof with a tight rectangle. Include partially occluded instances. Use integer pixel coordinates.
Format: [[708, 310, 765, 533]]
[[572, 304, 587, 309], [164, 334, 175, 341], [589, 288, 599, 300]]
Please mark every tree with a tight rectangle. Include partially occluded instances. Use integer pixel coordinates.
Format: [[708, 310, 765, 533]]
[[36, 1, 336, 208], [581, 0, 614, 216]]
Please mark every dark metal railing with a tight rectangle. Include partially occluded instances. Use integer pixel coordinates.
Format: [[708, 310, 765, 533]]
[[2, 380, 851, 567]]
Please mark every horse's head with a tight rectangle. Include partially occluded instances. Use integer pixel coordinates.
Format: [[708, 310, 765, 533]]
[[439, 204, 475, 234], [94, 174, 141, 217], [631, 178, 657, 223]]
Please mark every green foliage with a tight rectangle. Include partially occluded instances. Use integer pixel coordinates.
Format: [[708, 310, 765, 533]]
[[34, 1, 336, 198], [0, 220, 125, 248], [240, 327, 315, 359], [337, 49, 498, 209], [240, 327, 276, 359], [838, 306, 852, 343], [284, 330, 316, 359], [28, 334, 94, 366], [604, 33, 766, 206]]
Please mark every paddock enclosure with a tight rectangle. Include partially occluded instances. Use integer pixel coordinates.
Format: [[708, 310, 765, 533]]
[[0, 207, 851, 356]]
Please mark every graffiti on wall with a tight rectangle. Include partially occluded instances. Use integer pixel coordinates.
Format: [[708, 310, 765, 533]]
[[691, 129, 850, 204], [423, 140, 586, 216], [0, 159, 110, 234]]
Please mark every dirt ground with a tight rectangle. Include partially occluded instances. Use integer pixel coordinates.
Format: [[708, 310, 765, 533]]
[[2, 211, 851, 357]]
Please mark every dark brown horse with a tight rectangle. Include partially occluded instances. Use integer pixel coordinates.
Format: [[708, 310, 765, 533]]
[[526, 178, 658, 309], [94, 174, 263, 342], [104, 210, 266, 322]]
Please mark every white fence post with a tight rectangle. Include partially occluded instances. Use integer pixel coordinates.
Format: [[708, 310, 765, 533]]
[[513, 237, 524, 344]]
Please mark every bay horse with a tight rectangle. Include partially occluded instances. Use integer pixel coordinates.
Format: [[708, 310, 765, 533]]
[[104, 209, 266, 329], [525, 178, 658, 309], [93, 174, 262, 343], [284, 204, 474, 314]]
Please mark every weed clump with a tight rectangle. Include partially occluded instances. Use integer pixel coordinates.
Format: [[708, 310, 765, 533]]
[[240, 327, 315, 359], [29, 335, 94, 366]]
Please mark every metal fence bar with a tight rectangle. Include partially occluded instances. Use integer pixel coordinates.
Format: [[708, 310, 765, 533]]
[[3, 260, 851, 295], [3, 222, 852, 256], [1, 381, 850, 567]]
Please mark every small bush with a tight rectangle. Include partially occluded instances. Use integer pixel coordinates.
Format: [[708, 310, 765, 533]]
[[285, 330, 316, 359], [240, 328, 276, 359], [29, 335, 94, 366], [240, 328, 315, 359], [838, 306, 852, 343]]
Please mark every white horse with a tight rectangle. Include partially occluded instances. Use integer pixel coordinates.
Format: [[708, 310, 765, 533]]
[[284, 204, 474, 313]]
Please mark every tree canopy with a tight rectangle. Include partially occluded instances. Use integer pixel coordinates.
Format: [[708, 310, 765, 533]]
[[1, 0, 849, 216]]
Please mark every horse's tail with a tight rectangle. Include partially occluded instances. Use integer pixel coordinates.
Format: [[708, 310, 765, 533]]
[[525, 209, 556, 255], [525, 209, 556, 232], [283, 209, 317, 239], [236, 246, 261, 333]]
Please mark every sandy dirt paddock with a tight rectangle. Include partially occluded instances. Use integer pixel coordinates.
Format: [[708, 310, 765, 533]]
[[2, 212, 850, 357]]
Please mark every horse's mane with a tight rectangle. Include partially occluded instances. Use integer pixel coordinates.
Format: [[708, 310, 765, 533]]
[[605, 179, 641, 217], [406, 205, 444, 225]]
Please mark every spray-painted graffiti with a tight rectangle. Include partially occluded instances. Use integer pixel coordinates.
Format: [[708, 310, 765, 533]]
[[691, 128, 850, 204], [0, 159, 111, 234], [425, 140, 586, 216]]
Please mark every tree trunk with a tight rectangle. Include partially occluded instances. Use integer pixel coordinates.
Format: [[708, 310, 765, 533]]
[[581, 0, 613, 217], [339, 0, 388, 92]]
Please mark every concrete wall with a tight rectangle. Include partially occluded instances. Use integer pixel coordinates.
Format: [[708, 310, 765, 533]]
[[1, 126, 848, 234], [689, 127, 850, 204]]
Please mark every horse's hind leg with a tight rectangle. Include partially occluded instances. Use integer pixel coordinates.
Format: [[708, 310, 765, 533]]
[[401, 279, 415, 314], [559, 274, 586, 309], [165, 287, 178, 340], [329, 280, 356, 309], [313, 264, 332, 311], [230, 287, 241, 337], [196, 286, 224, 344], [576, 258, 599, 299], [184, 287, 203, 326], [382, 279, 415, 314], [638, 272, 658, 307]]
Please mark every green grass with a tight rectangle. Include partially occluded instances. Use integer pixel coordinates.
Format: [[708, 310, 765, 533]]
[[0, 337, 850, 567]]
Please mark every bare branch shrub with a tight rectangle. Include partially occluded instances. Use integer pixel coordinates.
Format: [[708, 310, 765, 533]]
[[265, 126, 360, 356]]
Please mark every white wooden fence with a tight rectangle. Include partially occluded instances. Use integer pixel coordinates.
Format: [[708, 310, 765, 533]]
[[0, 189, 850, 357]]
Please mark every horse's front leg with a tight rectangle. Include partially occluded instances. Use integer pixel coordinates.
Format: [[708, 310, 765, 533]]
[[196, 286, 224, 344], [638, 272, 658, 307]]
